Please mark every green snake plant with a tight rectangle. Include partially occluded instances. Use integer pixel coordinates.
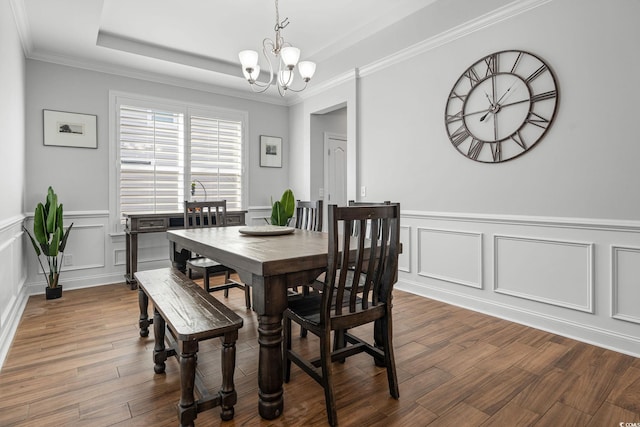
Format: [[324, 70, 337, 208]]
[[23, 187, 74, 288]]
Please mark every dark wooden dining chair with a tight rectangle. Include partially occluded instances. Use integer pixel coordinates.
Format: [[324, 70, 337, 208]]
[[294, 200, 323, 232], [283, 203, 401, 426], [291, 200, 324, 336], [184, 200, 251, 308]]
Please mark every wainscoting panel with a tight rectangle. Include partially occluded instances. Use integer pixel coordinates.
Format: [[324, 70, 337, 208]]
[[611, 245, 640, 324], [399, 225, 411, 273], [0, 215, 29, 369], [0, 235, 14, 328], [399, 210, 640, 357], [417, 227, 483, 289], [60, 223, 106, 271], [494, 235, 594, 313]]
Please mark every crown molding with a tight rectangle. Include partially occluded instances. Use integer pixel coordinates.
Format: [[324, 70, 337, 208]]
[[359, 0, 553, 78], [287, 69, 358, 106], [27, 50, 289, 107], [9, 0, 33, 55]]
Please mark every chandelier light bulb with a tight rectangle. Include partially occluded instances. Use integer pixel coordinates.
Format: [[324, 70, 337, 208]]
[[238, 50, 259, 70], [280, 46, 300, 69], [278, 69, 294, 88], [298, 61, 316, 81], [243, 65, 260, 83]]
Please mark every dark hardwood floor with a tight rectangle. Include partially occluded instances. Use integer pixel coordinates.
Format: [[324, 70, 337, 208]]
[[1, 276, 639, 426]]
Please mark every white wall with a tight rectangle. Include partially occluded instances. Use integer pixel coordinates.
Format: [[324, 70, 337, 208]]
[[0, 0, 28, 368], [291, 0, 640, 356]]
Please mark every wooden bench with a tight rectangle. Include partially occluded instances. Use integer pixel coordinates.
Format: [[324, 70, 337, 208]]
[[135, 267, 243, 426]]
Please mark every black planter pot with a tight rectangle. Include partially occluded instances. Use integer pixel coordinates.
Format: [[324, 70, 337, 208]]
[[45, 285, 62, 300]]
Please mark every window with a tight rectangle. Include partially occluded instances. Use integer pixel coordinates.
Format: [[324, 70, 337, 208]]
[[110, 93, 247, 232]]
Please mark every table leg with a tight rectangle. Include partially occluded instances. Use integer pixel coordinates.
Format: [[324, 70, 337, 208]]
[[250, 275, 287, 420], [138, 288, 151, 337]]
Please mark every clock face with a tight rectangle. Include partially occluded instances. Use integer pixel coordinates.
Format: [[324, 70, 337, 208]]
[[445, 50, 558, 163]]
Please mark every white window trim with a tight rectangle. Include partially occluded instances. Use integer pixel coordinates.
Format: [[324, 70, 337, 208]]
[[108, 90, 249, 235]]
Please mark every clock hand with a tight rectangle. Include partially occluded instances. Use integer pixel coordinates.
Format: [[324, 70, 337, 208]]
[[484, 91, 494, 106], [462, 107, 493, 118], [499, 98, 530, 109], [480, 79, 522, 122], [494, 78, 520, 105]]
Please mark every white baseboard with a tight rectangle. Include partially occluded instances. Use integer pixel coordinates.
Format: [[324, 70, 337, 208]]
[[396, 279, 640, 358]]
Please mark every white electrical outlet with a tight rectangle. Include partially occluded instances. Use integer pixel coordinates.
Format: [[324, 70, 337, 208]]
[[64, 255, 73, 266], [360, 186, 366, 197], [319, 187, 324, 197]]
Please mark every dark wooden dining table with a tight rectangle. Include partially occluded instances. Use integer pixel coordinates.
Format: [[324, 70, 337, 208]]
[[166, 226, 329, 420]]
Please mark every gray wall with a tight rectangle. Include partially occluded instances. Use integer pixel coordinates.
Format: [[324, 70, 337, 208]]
[[25, 60, 290, 212], [18, 60, 291, 298], [290, 0, 640, 355]]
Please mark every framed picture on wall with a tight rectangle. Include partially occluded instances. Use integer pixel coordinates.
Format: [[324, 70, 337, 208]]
[[260, 135, 282, 168], [43, 109, 97, 149]]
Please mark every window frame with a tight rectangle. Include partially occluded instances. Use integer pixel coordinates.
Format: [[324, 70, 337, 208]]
[[109, 91, 249, 234]]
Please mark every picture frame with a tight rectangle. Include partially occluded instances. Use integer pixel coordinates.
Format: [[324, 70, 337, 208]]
[[43, 109, 97, 149], [260, 135, 282, 168]]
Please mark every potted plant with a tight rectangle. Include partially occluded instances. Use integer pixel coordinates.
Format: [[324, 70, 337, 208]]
[[268, 189, 295, 226], [23, 187, 74, 299]]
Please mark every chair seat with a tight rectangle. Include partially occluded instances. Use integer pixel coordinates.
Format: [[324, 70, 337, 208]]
[[187, 256, 228, 272], [285, 288, 384, 332]]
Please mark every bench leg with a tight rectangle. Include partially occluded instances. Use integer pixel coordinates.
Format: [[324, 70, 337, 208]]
[[219, 330, 239, 421], [177, 340, 198, 427], [138, 289, 151, 337], [153, 308, 168, 374]]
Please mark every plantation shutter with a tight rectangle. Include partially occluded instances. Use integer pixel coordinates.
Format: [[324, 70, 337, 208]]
[[119, 105, 185, 214], [189, 115, 243, 210]]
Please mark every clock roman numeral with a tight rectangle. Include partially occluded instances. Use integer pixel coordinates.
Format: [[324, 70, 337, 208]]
[[531, 90, 557, 103], [449, 91, 467, 102], [510, 51, 524, 73], [510, 131, 527, 150], [484, 53, 498, 77], [526, 112, 550, 129], [464, 68, 481, 87], [491, 141, 502, 162], [450, 125, 471, 147], [468, 139, 483, 160], [446, 110, 464, 124], [525, 64, 548, 83]]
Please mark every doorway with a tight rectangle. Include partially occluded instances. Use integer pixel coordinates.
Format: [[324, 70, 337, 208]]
[[324, 132, 347, 207]]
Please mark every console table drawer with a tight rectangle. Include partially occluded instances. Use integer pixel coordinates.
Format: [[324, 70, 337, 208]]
[[137, 218, 168, 231], [226, 213, 244, 226]]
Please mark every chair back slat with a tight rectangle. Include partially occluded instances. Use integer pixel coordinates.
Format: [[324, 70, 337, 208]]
[[184, 200, 227, 229], [322, 204, 400, 323], [295, 200, 323, 231]]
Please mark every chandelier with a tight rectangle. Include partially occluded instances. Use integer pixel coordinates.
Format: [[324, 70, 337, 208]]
[[238, 0, 316, 96]]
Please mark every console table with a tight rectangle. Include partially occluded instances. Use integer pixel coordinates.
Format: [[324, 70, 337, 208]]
[[124, 211, 246, 289]]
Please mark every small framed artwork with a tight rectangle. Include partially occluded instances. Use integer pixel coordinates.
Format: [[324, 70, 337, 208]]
[[43, 109, 97, 149], [260, 135, 282, 168]]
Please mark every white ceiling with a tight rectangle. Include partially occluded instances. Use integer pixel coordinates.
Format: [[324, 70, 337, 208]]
[[14, 0, 438, 101]]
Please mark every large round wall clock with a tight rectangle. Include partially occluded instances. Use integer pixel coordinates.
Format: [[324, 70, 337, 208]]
[[445, 50, 558, 163]]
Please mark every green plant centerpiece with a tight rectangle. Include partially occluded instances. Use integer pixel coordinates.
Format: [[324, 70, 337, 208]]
[[268, 189, 295, 226], [23, 187, 74, 298]]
